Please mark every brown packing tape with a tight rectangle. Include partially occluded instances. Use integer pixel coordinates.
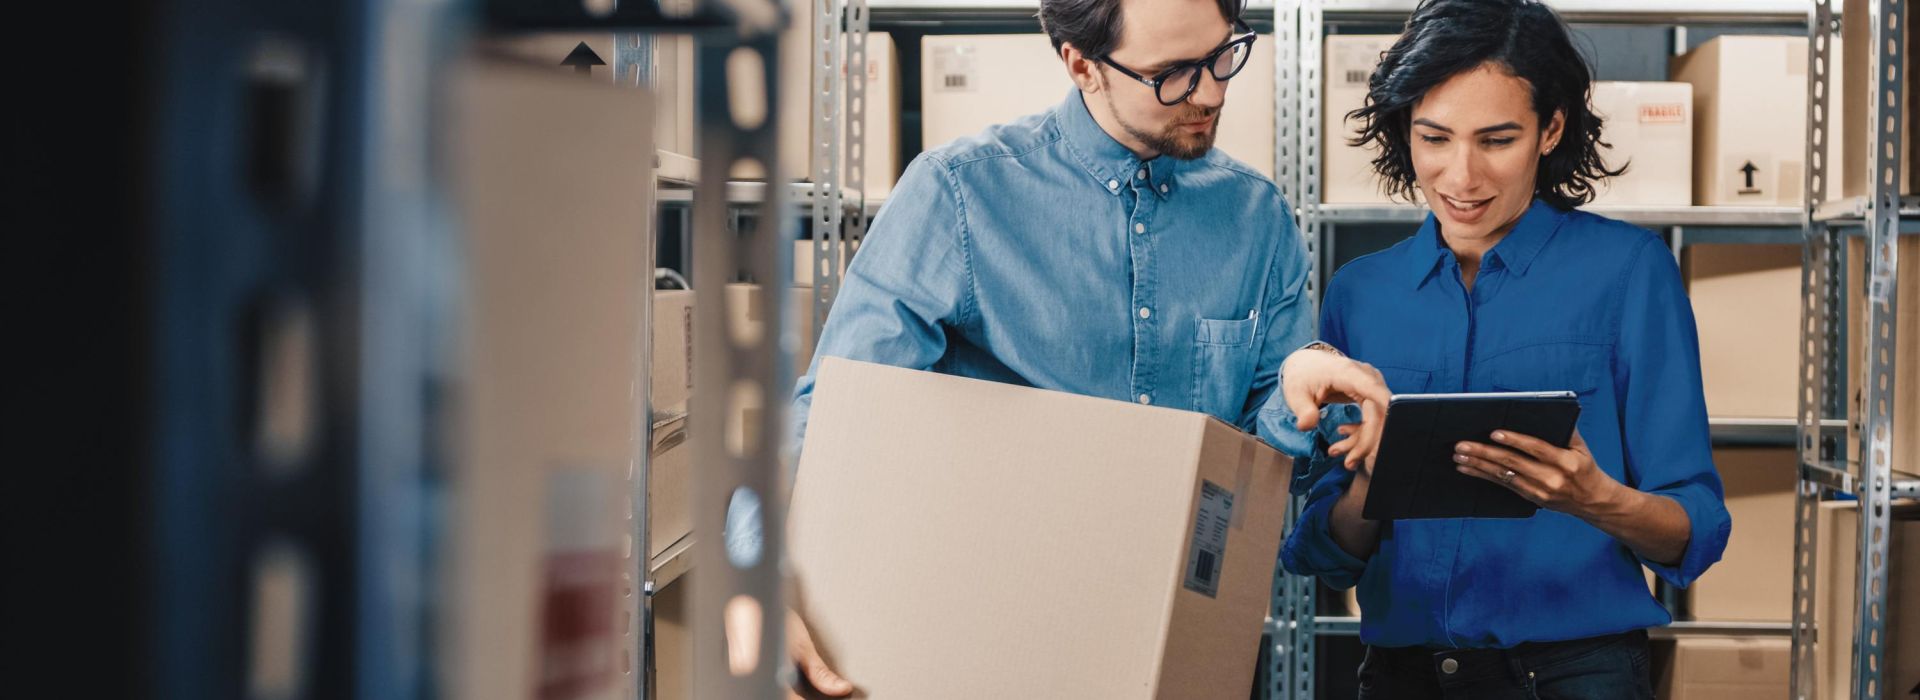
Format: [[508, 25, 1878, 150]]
[[1232, 438, 1256, 530]]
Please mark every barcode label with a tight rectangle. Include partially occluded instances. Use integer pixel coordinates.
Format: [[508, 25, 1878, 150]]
[[1183, 480, 1235, 598], [931, 45, 977, 93], [1344, 69, 1369, 86]]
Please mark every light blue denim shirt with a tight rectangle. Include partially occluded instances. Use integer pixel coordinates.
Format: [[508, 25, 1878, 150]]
[[790, 88, 1327, 451], [727, 89, 1331, 560]]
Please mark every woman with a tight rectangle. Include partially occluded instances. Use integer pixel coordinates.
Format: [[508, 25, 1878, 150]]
[[1275, 0, 1731, 697]]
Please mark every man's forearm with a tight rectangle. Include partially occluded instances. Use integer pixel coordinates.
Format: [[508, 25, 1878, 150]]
[[1328, 475, 1382, 561], [1579, 485, 1691, 567]]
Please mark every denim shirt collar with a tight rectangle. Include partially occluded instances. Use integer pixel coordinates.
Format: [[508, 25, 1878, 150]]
[[1052, 88, 1180, 200]]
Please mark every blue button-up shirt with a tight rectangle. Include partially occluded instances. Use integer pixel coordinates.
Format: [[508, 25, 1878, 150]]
[[1277, 200, 1732, 649], [787, 88, 1319, 446]]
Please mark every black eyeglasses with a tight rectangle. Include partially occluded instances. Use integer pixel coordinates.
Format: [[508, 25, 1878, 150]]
[[1097, 22, 1258, 106]]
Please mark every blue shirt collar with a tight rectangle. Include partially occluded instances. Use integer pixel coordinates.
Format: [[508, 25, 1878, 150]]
[[1407, 198, 1567, 289], [1053, 89, 1179, 199]]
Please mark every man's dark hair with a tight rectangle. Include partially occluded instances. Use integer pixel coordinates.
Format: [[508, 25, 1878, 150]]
[[1350, 0, 1624, 209], [1038, 0, 1246, 59]]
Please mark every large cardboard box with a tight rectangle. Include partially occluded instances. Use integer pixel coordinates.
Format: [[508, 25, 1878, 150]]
[[789, 358, 1290, 698], [1589, 81, 1694, 207], [1685, 448, 1797, 621], [1813, 501, 1920, 700], [1843, 0, 1920, 198], [1846, 236, 1920, 474], [1658, 636, 1790, 699], [1323, 35, 1400, 204], [922, 34, 1278, 179], [648, 414, 690, 559], [1671, 36, 1844, 207], [1683, 244, 1803, 420], [447, 57, 649, 700]]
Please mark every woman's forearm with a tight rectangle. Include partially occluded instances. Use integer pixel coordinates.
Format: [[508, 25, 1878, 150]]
[[1578, 484, 1691, 567], [1329, 475, 1384, 561]]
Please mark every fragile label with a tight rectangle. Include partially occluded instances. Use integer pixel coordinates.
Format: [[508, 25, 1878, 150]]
[[1183, 480, 1236, 598], [1638, 103, 1686, 124], [931, 45, 977, 93]]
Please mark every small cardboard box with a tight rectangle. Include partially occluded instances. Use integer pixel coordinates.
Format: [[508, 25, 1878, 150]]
[[1682, 243, 1803, 420], [1323, 35, 1401, 204], [1589, 81, 1694, 207], [921, 33, 1279, 179], [790, 358, 1290, 698], [1685, 448, 1797, 622], [1671, 36, 1844, 207], [1658, 636, 1790, 699], [650, 290, 694, 417]]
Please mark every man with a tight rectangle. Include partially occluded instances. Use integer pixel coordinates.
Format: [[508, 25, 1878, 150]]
[[775, 0, 1390, 694]]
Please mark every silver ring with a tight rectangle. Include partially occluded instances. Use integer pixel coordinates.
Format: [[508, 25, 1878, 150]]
[[1500, 470, 1517, 485]]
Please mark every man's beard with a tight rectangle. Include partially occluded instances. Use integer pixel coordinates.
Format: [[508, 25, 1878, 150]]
[[1107, 91, 1221, 160]]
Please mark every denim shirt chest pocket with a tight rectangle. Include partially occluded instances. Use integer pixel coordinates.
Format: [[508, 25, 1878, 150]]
[[1485, 341, 1608, 398], [1192, 313, 1260, 421]]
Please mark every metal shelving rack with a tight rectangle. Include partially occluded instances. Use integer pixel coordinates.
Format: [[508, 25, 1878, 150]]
[[1272, 2, 1821, 699], [1791, 1, 1917, 698]]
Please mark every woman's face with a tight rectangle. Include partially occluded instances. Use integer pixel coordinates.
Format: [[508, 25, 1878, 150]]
[[1408, 63, 1564, 245]]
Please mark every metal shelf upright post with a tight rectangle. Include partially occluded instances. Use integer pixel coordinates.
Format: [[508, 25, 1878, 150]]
[[1792, 0, 1917, 698]]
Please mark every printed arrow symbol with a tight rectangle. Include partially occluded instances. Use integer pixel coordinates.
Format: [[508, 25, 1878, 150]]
[[1740, 161, 1759, 190], [561, 42, 605, 76]]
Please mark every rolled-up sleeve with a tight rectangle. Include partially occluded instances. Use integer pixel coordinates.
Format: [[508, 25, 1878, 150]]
[[1276, 278, 1368, 587], [1615, 238, 1730, 587], [1281, 460, 1370, 588]]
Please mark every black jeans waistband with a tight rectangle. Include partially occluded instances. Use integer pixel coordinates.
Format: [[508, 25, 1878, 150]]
[[1367, 629, 1649, 679]]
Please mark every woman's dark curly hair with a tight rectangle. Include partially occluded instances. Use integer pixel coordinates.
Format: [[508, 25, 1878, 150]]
[[1349, 0, 1624, 209]]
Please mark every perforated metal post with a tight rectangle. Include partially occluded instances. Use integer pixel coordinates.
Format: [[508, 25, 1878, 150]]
[[1851, 1, 1907, 696], [1790, 3, 1835, 697], [812, 0, 846, 333], [689, 11, 793, 698], [1265, 5, 1321, 699], [834, 0, 870, 327]]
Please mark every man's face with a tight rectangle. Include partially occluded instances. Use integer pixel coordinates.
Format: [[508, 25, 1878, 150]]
[[1094, 0, 1237, 159]]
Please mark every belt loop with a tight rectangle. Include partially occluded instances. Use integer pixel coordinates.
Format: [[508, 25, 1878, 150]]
[[1504, 648, 1529, 687]]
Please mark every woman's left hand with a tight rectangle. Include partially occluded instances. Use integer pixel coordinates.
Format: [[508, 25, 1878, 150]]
[[1453, 429, 1622, 518]]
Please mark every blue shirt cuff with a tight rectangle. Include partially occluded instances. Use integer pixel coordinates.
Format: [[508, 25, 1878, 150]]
[[1280, 469, 1369, 589], [1638, 486, 1732, 589]]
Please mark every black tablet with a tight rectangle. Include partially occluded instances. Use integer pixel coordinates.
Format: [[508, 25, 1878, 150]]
[[1361, 391, 1581, 521]]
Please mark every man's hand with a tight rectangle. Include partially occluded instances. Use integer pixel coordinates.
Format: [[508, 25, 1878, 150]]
[[1451, 429, 1621, 518], [788, 609, 854, 698], [1280, 347, 1392, 471]]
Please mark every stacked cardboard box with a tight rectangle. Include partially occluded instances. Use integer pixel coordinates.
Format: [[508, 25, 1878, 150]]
[[1657, 636, 1790, 699], [1846, 236, 1920, 474], [1685, 448, 1798, 621], [1588, 82, 1694, 207], [1323, 35, 1400, 204], [1682, 244, 1804, 420], [1843, 0, 1920, 198], [447, 57, 650, 700], [922, 33, 1279, 179], [789, 358, 1289, 698], [1813, 501, 1920, 699], [1671, 36, 1845, 207]]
